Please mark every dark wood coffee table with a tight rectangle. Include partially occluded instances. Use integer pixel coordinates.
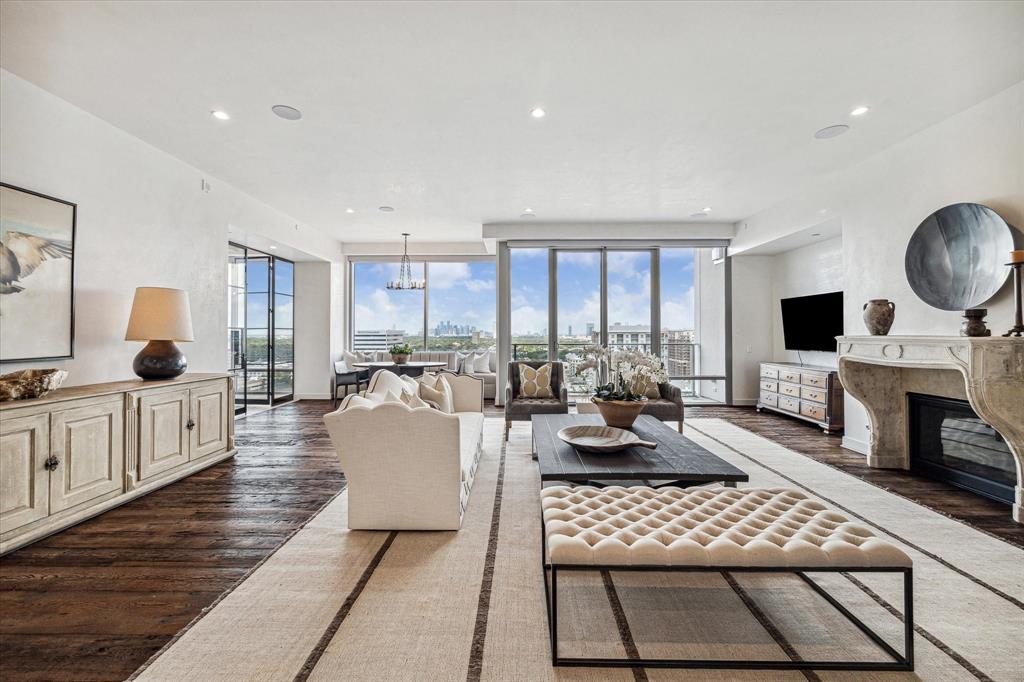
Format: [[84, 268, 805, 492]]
[[531, 414, 748, 488]]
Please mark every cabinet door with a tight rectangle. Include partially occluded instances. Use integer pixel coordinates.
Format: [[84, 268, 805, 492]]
[[49, 399, 125, 513], [0, 412, 50, 534], [138, 388, 190, 481], [190, 381, 229, 459]]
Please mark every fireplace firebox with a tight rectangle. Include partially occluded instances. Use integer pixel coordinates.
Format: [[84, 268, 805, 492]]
[[908, 393, 1015, 504]]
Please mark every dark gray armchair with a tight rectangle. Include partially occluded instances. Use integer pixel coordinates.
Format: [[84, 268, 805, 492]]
[[504, 361, 569, 441], [332, 361, 369, 409], [642, 382, 685, 432]]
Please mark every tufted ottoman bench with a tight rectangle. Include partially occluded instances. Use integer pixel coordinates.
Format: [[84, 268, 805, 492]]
[[541, 485, 914, 671]]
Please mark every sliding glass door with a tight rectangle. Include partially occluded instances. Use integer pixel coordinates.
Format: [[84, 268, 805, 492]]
[[227, 243, 294, 414]]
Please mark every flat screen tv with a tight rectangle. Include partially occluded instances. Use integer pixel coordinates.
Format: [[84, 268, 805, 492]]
[[780, 291, 843, 351]]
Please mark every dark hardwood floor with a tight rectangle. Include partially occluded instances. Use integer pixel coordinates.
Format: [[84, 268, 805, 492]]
[[688, 405, 1024, 547], [1, 400, 1019, 681], [0, 401, 345, 682]]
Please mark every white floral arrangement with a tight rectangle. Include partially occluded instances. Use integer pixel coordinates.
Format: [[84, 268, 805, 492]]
[[583, 345, 668, 401]]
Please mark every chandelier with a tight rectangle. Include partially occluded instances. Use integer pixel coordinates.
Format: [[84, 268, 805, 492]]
[[386, 233, 425, 290]]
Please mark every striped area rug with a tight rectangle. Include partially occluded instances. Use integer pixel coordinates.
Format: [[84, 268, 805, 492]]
[[130, 418, 1024, 682]]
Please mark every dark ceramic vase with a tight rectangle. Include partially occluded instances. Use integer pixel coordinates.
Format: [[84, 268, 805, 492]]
[[133, 340, 187, 380]]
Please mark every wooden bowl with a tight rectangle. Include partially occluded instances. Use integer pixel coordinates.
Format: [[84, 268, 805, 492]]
[[556, 425, 657, 453]]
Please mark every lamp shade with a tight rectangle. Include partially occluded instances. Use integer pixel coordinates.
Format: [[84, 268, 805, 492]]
[[125, 287, 194, 342]]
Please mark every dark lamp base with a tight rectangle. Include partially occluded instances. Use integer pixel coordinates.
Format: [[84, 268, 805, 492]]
[[133, 340, 187, 380]]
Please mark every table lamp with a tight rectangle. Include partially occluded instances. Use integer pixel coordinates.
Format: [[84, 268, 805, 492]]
[[125, 287, 194, 380]]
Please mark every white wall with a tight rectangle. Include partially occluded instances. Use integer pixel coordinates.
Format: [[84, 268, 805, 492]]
[[293, 262, 331, 398], [729, 256, 774, 405], [0, 70, 344, 387], [771, 236, 844, 367], [732, 81, 1024, 454]]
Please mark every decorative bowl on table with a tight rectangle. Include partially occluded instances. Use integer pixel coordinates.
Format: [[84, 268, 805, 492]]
[[556, 425, 657, 454]]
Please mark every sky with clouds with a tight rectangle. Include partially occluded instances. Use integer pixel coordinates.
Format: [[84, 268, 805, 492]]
[[352, 249, 695, 337]]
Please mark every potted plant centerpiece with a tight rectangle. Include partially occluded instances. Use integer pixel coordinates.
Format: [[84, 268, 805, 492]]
[[588, 348, 668, 429], [389, 343, 414, 365]]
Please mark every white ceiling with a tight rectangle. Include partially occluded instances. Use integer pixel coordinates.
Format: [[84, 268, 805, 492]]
[[2, 1, 1022, 243]]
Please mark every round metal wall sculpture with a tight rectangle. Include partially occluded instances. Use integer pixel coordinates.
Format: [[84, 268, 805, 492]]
[[904, 203, 1014, 311]]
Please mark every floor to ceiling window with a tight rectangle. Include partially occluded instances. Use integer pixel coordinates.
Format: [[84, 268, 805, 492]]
[[350, 258, 495, 352], [227, 243, 295, 414], [556, 250, 602, 394], [502, 244, 728, 404], [510, 248, 548, 361]]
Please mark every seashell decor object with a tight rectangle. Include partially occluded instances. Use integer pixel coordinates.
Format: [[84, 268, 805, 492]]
[[0, 368, 68, 402], [557, 424, 658, 453]]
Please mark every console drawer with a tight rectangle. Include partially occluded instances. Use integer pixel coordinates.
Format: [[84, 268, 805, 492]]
[[779, 382, 800, 398], [760, 392, 778, 407], [760, 366, 779, 379], [801, 401, 826, 421], [780, 370, 800, 383], [778, 396, 800, 413], [801, 386, 826, 403], [760, 380, 778, 393], [802, 373, 827, 388]]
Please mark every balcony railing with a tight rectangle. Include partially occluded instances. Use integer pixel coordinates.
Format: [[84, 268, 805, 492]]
[[510, 342, 700, 398]]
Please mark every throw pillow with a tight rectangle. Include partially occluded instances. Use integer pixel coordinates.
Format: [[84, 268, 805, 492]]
[[518, 363, 554, 398], [472, 351, 490, 373], [400, 389, 430, 409], [632, 376, 662, 399], [343, 350, 366, 367], [419, 374, 454, 413], [399, 374, 420, 396]]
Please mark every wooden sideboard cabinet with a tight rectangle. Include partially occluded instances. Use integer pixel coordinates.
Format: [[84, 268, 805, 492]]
[[756, 362, 844, 434], [0, 374, 235, 554]]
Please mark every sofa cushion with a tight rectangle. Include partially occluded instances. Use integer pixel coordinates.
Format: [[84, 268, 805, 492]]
[[400, 390, 430, 409], [470, 352, 490, 373], [457, 412, 484, 482], [419, 374, 454, 413], [506, 397, 566, 417], [518, 362, 554, 398]]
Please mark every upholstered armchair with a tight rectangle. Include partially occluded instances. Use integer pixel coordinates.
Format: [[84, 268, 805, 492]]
[[642, 382, 685, 432], [504, 361, 569, 441]]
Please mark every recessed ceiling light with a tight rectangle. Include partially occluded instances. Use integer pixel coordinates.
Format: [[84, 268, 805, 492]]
[[850, 106, 870, 117], [269, 245, 277, 250], [271, 105, 302, 121], [345, 208, 355, 214], [814, 124, 850, 140], [530, 107, 546, 119], [378, 206, 395, 212], [702, 206, 712, 213], [210, 110, 230, 121]]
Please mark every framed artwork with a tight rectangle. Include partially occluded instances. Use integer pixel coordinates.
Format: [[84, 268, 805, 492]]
[[0, 183, 77, 361]]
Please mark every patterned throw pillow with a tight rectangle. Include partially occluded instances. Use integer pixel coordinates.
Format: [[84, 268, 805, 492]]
[[632, 376, 662, 399], [518, 363, 554, 398]]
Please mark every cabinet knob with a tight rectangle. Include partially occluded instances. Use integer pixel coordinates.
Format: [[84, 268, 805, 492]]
[[186, 419, 196, 430], [44, 456, 60, 472]]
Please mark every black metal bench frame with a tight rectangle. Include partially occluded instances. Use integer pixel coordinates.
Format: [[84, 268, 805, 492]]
[[541, 534, 914, 671]]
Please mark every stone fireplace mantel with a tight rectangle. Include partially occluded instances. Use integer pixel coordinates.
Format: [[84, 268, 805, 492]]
[[837, 336, 1024, 524]]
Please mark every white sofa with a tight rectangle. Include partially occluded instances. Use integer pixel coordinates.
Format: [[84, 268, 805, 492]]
[[324, 369, 485, 530], [460, 351, 497, 400]]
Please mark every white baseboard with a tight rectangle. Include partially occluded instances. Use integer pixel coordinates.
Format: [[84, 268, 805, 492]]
[[295, 393, 330, 400], [841, 435, 870, 455]]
